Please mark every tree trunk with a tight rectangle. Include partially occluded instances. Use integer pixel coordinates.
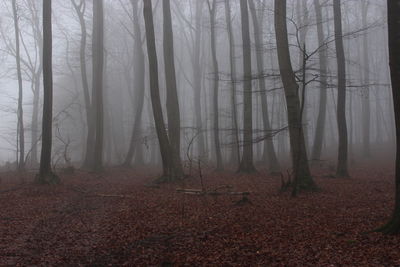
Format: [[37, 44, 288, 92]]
[[378, 0, 400, 234], [311, 0, 328, 162], [361, 1, 371, 158], [238, 0, 256, 173], [92, 0, 104, 172], [333, 0, 349, 177], [36, 0, 58, 184], [143, 0, 183, 180], [249, 0, 280, 173], [208, 0, 223, 171], [124, 0, 146, 167], [12, 0, 25, 171], [224, 0, 240, 167], [274, 0, 316, 195]]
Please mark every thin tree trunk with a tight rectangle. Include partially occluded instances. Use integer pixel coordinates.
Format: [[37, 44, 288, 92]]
[[238, 0, 256, 173], [12, 0, 24, 171], [249, 0, 280, 173], [311, 0, 328, 162], [333, 0, 349, 177], [92, 0, 104, 172]]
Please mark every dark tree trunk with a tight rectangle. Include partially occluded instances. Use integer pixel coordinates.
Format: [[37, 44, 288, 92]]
[[36, 0, 58, 184], [274, 0, 316, 195], [249, 0, 280, 173], [238, 0, 256, 173], [92, 0, 104, 172], [311, 0, 328, 162], [143, 0, 183, 180], [163, 0, 181, 158], [208, 0, 223, 171], [378, 0, 400, 235], [333, 0, 349, 177], [12, 0, 25, 171], [224, 0, 240, 167], [124, 0, 146, 167]]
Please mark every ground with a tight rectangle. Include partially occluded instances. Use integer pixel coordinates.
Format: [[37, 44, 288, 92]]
[[0, 164, 399, 266]]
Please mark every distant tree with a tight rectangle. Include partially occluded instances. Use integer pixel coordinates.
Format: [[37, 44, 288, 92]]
[[11, 0, 25, 171], [238, 0, 256, 173], [224, 0, 240, 166], [274, 0, 316, 195], [92, 0, 104, 172], [311, 0, 328, 162], [377, 0, 400, 235], [143, 0, 183, 180], [36, 0, 58, 184], [207, 0, 223, 171], [333, 0, 349, 177], [123, 0, 146, 167], [248, 0, 280, 173]]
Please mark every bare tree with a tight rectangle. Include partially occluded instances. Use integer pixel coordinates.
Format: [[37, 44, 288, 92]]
[[12, 0, 25, 171], [238, 0, 256, 173], [333, 0, 349, 177], [143, 0, 183, 180], [207, 0, 223, 171], [274, 0, 316, 195], [36, 0, 58, 184]]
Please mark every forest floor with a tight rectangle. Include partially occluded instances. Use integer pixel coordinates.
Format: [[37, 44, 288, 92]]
[[0, 163, 399, 266]]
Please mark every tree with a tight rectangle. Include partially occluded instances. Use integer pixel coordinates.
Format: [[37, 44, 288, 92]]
[[248, 0, 280, 173], [12, 0, 25, 171], [143, 0, 183, 180], [238, 0, 256, 173], [333, 0, 349, 177], [163, 0, 181, 158], [377, 0, 400, 235], [311, 0, 328, 162], [274, 0, 316, 195], [92, 0, 104, 172], [207, 0, 223, 171], [36, 0, 58, 184], [123, 0, 146, 167], [71, 0, 94, 168], [224, 0, 240, 166]]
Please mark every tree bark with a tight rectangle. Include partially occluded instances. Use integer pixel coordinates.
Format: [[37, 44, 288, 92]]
[[333, 0, 349, 177], [238, 0, 256, 173], [274, 0, 316, 195], [143, 0, 183, 180], [36, 0, 58, 184], [378, 0, 400, 234]]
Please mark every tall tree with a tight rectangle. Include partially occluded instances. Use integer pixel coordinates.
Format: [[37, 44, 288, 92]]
[[92, 0, 104, 172], [361, 1, 371, 157], [207, 0, 223, 171], [274, 0, 316, 195], [238, 0, 256, 173], [12, 0, 24, 171], [311, 0, 328, 161], [124, 0, 146, 167], [163, 0, 182, 161], [71, 0, 94, 168], [378, 0, 400, 234], [249, 0, 280, 173], [36, 0, 58, 184], [333, 0, 349, 177], [224, 0, 240, 166], [143, 0, 183, 180]]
